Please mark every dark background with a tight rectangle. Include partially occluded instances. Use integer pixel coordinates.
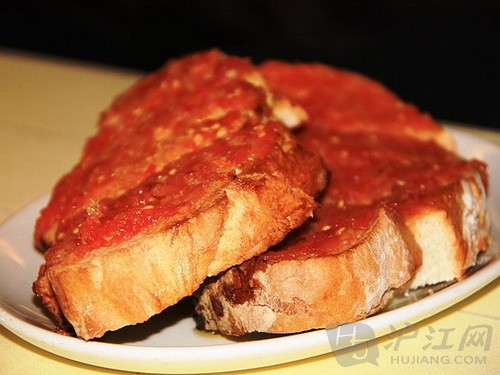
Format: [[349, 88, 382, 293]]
[[1, 0, 499, 130]]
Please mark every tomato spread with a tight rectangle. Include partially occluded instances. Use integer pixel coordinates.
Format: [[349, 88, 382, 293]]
[[35, 50, 273, 249], [43, 119, 325, 266]]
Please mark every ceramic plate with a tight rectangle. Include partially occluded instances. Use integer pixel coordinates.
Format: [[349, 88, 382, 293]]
[[0, 127, 499, 373]]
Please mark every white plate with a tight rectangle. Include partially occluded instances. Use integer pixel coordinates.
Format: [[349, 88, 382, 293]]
[[0, 127, 499, 374]]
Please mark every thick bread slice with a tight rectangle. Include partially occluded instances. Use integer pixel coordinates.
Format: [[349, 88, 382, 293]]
[[261, 61, 490, 286], [194, 141, 489, 335], [33, 121, 327, 340], [35, 50, 306, 250], [194, 135, 489, 336], [296, 128, 490, 287], [195, 207, 421, 335]]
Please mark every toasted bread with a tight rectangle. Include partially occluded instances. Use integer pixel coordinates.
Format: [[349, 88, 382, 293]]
[[195, 206, 421, 335], [34, 121, 326, 340], [32, 53, 327, 340], [194, 62, 490, 336], [34, 50, 307, 251], [262, 61, 489, 286]]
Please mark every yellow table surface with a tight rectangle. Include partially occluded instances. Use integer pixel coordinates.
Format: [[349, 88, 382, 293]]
[[0, 49, 499, 375]]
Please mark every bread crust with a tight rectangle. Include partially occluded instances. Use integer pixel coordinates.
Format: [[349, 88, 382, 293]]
[[34, 132, 326, 339], [39, 173, 316, 339], [195, 207, 420, 335], [194, 161, 490, 336]]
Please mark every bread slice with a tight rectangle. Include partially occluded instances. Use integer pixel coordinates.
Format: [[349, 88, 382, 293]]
[[261, 61, 490, 286], [32, 52, 327, 340], [194, 62, 490, 336], [298, 128, 489, 287], [194, 131, 489, 335], [34, 50, 307, 250], [195, 206, 421, 335], [33, 121, 327, 340]]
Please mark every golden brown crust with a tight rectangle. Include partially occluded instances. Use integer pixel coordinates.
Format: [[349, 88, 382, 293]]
[[36, 168, 323, 340], [194, 171, 490, 336], [33, 119, 327, 340], [195, 207, 421, 335]]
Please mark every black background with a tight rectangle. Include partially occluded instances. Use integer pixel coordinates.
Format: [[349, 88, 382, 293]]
[[1, 0, 499, 130]]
